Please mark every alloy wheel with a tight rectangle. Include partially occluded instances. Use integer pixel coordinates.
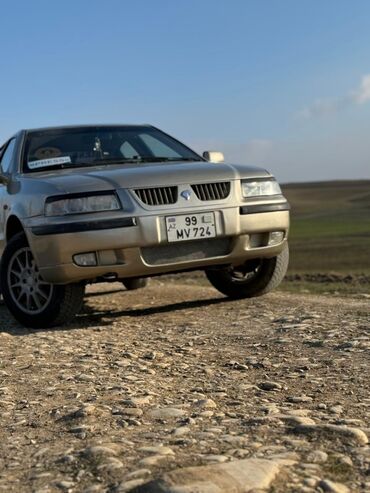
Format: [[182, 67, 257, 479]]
[[7, 247, 53, 315]]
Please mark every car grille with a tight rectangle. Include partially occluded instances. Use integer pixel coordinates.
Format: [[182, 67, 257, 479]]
[[141, 238, 232, 266], [134, 186, 178, 206], [191, 182, 231, 201]]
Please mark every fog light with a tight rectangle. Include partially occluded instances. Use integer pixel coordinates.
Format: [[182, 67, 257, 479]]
[[73, 252, 97, 266], [268, 231, 285, 246]]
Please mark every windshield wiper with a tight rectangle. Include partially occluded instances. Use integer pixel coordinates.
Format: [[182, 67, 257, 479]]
[[38, 157, 203, 170], [125, 157, 202, 163], [167, 157, 202, 162]]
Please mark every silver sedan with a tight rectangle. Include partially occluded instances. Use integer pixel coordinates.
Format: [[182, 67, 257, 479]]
[[0, 125, 289, 327]]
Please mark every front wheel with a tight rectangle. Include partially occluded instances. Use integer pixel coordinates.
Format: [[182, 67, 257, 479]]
[[205, 243, 289, 299], [0, 233, 85, 328]]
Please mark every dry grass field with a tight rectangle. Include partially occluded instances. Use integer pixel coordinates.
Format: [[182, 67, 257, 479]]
[[281, 180, 370, 295], [282, 180, 370, 274]]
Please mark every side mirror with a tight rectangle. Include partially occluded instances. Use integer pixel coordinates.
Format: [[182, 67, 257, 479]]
[[203, 151, 224, 163]]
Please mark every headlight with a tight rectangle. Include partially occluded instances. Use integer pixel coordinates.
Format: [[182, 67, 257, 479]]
[[45, 193, 120, 216], [241, 179, 281, 198]]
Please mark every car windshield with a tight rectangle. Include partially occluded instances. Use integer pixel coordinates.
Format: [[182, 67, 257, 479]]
[[23, 125, 202, 172]]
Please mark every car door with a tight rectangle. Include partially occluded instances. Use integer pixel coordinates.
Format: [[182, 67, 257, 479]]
[[0, 138, 16, 256]]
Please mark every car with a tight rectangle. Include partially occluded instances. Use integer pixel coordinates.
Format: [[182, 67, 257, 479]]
[[0, 124, 290, 328]]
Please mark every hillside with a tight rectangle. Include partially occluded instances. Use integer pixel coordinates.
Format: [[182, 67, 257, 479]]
[[281, 180, 370, 274]]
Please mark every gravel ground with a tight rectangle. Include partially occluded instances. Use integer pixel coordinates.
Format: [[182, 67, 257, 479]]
[[0, 279, 369, 493]]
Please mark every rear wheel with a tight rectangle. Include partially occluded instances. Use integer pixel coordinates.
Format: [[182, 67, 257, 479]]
[[0, 233, 85, 328], [122, 278, 149, 291], [205, 243, 289, 299]]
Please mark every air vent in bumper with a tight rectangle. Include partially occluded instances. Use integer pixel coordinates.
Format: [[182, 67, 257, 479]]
[[191, 182, 231, 201], [134, 186, 178, 206], [141, 238, 232, 266]]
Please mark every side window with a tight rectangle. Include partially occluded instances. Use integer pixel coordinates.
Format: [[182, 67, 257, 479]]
[[0, 139, 16, 174]]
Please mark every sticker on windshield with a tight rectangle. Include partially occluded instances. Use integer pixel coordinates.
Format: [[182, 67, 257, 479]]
[[28, 156, 72, 169]]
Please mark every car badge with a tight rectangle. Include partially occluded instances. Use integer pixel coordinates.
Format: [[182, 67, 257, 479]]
[[181, 190, 192, 201]]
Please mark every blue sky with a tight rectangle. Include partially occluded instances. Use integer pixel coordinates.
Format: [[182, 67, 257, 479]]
[[1, 0, 370, 182]]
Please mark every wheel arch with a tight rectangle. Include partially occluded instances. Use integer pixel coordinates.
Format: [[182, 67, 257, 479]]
[[6, 215, 26, 242]]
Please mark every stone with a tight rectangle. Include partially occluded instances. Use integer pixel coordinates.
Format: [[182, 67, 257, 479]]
[[142, 351, 157, 360], [114, 407, 143, 417], [306, 450, 328, 464], [334, 454, 353, 466], [124, 469, 151, 480], [70, 425, 92, 434], [172, 426, 191, 436], [225, 361, 249, 371], [221, 435, 248, 447], [303, 477, 318, 487], [198, 410, 214, 418], [286, 409, 311, 417], [81, 486, 103, 493], [122, 396, 152, 406], [202, 455, 229, 463], [83, 446, 118, 457], [54, 481, 75, 491], [149, 407, 186, 419], [138, 445, 175, 456], [114, 479, 147, 492], [75, 374, 95, 382], [132, 457, 295, 493], [97, 457, 124, 470], [294, 424, 368, 445], [63, 405, 97, 420], [329, 405, 344, 414], [287, 395, 313, 403], [138, 455, 169, 467], [318, 479, 350, 493], [194, 398, 217, 409], [280, 415, 316, 426], [58, 454, 75, 464], [258, 381, 282, 391]]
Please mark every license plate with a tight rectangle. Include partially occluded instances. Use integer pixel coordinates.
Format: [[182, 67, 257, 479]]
[[165, 212, 216, 242]]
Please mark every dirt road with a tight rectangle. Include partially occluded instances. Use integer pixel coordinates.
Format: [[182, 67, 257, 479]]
[[0, 280, 369, 493]]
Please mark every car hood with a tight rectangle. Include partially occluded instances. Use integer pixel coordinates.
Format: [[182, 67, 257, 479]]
[[23, 160, 271, 194]]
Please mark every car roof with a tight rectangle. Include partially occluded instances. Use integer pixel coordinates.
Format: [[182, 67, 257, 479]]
[[23, 124, 153, 133]]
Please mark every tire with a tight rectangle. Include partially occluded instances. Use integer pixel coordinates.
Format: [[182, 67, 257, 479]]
[[0, 233, 85, 328], [122, 277, 148, 291], [205, 243, 289, 299]]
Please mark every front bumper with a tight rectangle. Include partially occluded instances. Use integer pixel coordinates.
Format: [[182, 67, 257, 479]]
[[25, 203, 290, 284]]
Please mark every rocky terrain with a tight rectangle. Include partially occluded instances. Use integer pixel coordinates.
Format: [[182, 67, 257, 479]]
[[0, 279, 369, 493]]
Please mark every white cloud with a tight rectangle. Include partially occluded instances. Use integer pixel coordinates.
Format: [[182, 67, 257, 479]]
[[352, 74, 370, 104], [300, 73, 370, 119], [299, 99, 343, 119]]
